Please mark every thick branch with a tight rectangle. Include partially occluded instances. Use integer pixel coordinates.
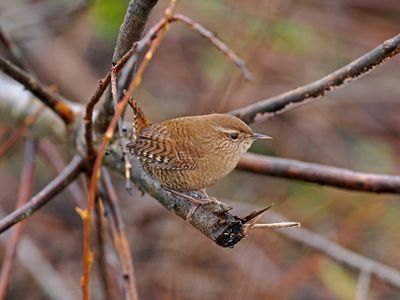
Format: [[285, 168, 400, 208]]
[[0, 56, 75, 124], [0, 155, 85, 234], [229, 34, 400, 124], [105, 143, 245, 247], [238, 153, 400, 194], [96, 0, 159, 132]]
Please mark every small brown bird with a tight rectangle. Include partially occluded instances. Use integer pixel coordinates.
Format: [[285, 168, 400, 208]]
[[126, 99, 271, 195]]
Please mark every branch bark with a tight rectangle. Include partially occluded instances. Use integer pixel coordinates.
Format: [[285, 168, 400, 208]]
[[0, 55, 75, 124], [228, 33, 400, 124], [238, 153, 400, 194]]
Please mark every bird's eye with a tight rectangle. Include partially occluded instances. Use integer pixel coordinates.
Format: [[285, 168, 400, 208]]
[[230, 132, 239, 140]]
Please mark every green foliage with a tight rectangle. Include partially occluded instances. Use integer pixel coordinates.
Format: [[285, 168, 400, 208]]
[[91, 0, 128, 40]]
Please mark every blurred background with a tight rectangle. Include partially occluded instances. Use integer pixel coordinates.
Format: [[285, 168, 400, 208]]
[[0, 0, 400, 299]]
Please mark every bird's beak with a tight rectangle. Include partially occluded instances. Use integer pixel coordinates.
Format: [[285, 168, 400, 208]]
[[252, 133, 272, 140]]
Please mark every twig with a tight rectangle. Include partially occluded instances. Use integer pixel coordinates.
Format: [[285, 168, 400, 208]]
[[0, 140, 37, 299], [245, 222, 301, 229], [356, 271, 371, 300], [238, 153, 400, 194], [229, 33, 400, 124], [101, 168, 138, 300], [0, 105, 45, 159], [172, 14, 253, 81], [0, 155, 85, 234], [84, 76, 111, 167], [94, 199, 119, 300], [110, 72, 132, 192], [0, 26, 31, 71], [0, 55, 75, 124]]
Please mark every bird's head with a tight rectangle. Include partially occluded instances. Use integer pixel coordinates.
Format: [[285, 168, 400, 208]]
[[209, 114, 271, 157]]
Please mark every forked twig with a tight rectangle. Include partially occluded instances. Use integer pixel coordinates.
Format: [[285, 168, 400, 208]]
[[0, 155, 85, 234], [38, 139, 86, 207], [84, 46, 136, 170], [172, 14, 253, 81]]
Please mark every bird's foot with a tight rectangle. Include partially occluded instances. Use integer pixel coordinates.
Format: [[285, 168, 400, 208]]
[[164, 188, 231, 222]]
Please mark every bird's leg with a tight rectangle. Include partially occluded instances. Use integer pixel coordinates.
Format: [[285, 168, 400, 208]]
[[164, 188, 230, 222]]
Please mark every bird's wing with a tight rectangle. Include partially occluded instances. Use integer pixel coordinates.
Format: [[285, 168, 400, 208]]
[[126, 124, 198, 170]]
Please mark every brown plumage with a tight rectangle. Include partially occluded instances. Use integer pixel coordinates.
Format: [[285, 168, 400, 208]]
[[126, 99, 270, 192]]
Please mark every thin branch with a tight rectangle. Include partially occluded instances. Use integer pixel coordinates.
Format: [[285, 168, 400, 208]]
[[238, 153, 400, 194], [0, 55, 75, 124], [84, 76, 111, 167], [172, 14, 253, 81], [229, 33, 400, 124], [0, 140, 37, 299], [101, 168, 138, 300], [0, 155, 85, 234], [0, 105, 45, 159]]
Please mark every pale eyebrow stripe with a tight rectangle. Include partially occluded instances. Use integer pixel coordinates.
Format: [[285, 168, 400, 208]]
[[211, 125, 237, 134]]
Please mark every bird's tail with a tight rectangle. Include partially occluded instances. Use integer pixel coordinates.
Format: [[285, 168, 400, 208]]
[[127, 97, 151, 141]]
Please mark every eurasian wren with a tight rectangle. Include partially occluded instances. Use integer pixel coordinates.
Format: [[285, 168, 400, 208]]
[[126, 99, 270, 192]]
